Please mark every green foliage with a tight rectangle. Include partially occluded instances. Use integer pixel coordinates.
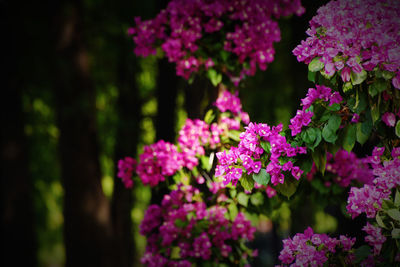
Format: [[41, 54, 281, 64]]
[[238, 192, 250, 207], [240, 174, 255, 191], [252, 169, 270, 186], [301, 127, 322, 150], [350, 70, 367, 85], [322, 114, 341, 143], [396, 120, 400, 138], [354, 245, 371, 263], [207, 68, 222, 87], [276, 177, 299, 199], [250, 192, 264, 206], [342, 124, 356, 152], [308, 57, 324, 72]]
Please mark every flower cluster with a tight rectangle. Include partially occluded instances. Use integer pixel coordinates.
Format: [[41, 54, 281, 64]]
[[278, 227, 356, 266], [215, 90, 249, 120], [117, 157, 137, 188], [216, 121, 307, 187], [289, 85, 343, 136], [346, 147, 400, 219], [136, 140, 183, 187], [178, 118, 222, 170], [215, 90, 250, 134], [307, 149, 374, 187], [129, 0, 304, 83], [293, 0, 400, 88], [363, 222, 386, 256], [125, 89, 250, 188], [140, 184, 256, 266]]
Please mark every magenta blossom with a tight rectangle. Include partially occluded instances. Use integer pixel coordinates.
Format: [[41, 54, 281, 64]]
[[382, 112, 396, 127]]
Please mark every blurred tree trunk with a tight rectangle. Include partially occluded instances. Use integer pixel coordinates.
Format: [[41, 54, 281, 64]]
[[1, 4, 37, 264], [111, 36, 140, 267], [52, 1, 116, 266], [155, 0, 179, 142], [151, 0, 180, 205], [155, 58, 180, 142], [185, 77, 209, 119]]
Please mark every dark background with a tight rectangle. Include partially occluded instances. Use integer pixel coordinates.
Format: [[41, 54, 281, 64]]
[[1, 0, 330, 266]]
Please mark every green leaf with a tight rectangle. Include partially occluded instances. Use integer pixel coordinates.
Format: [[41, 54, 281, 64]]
[[369, 79, 388, 97], [252, 169, 270, 186], [300, 157, 313, 174], [343, 82, 353, 93], [322, 126, 337, 143], [368, 84, 378, 97], [308, 70, 316, 82], [361, 112, 373, 136], [322, 115, 342, 143], [319, 110, 331, 122], [207, 68, 222, 87], [200, 156, 211, 172], [237, 192, 250, 207], [227, 130, 241, 142], [250, 192, 264, 206], [308, 57, 324, 72], [351, 70, 367, 85], [356, 123, 369, 145], [371, 104, 380, 125], [327, 103, 341, 111], [327, 142, 341, 156], [392, 229, 400, 239], [354, 91, 368, 114], [175, 219, 188, 228], [343, 124, 356, 152], [396, 120, 400, 138], [395, 190, 400, 207], [204, 109, 215, 124], [301, 127, 317, 144], [327, 114, 342, 131], [387, 209, 400, 221], [228, 203, 238, 220], [312, 148, 327, 174], [171, 247, 180, 259], [382, 199, 395, 210], [276, 177, 299, 199], [354, 245, 371, 263], [229, 189, 237, 198], [312, 129, 322, 149], [382, 70, 395, 80], [302, 128, 322, 150], [220, 50, 230, 62], [376, 213, 386, 229], [240, 174, 254, 191], [260, 141, 271, 153]]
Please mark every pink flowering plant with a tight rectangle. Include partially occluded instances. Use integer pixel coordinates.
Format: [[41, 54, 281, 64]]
[[117, 0, 400, 266], [118, 89, 262, 266], [293, 0, 400, 143], [129, 0, 305, 86], [140, 184, 256, 267], [278, 227, 357, 266]]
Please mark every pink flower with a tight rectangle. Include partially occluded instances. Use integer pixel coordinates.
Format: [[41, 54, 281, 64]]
[[279, 227, 355, 266], [393, 72, 400, 89], [266, 185, 277, 198], [382, 112, 396, 127], [117, 157, 137, 188], [137, 140, 183, 187], [363, 222, 386, 256]]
